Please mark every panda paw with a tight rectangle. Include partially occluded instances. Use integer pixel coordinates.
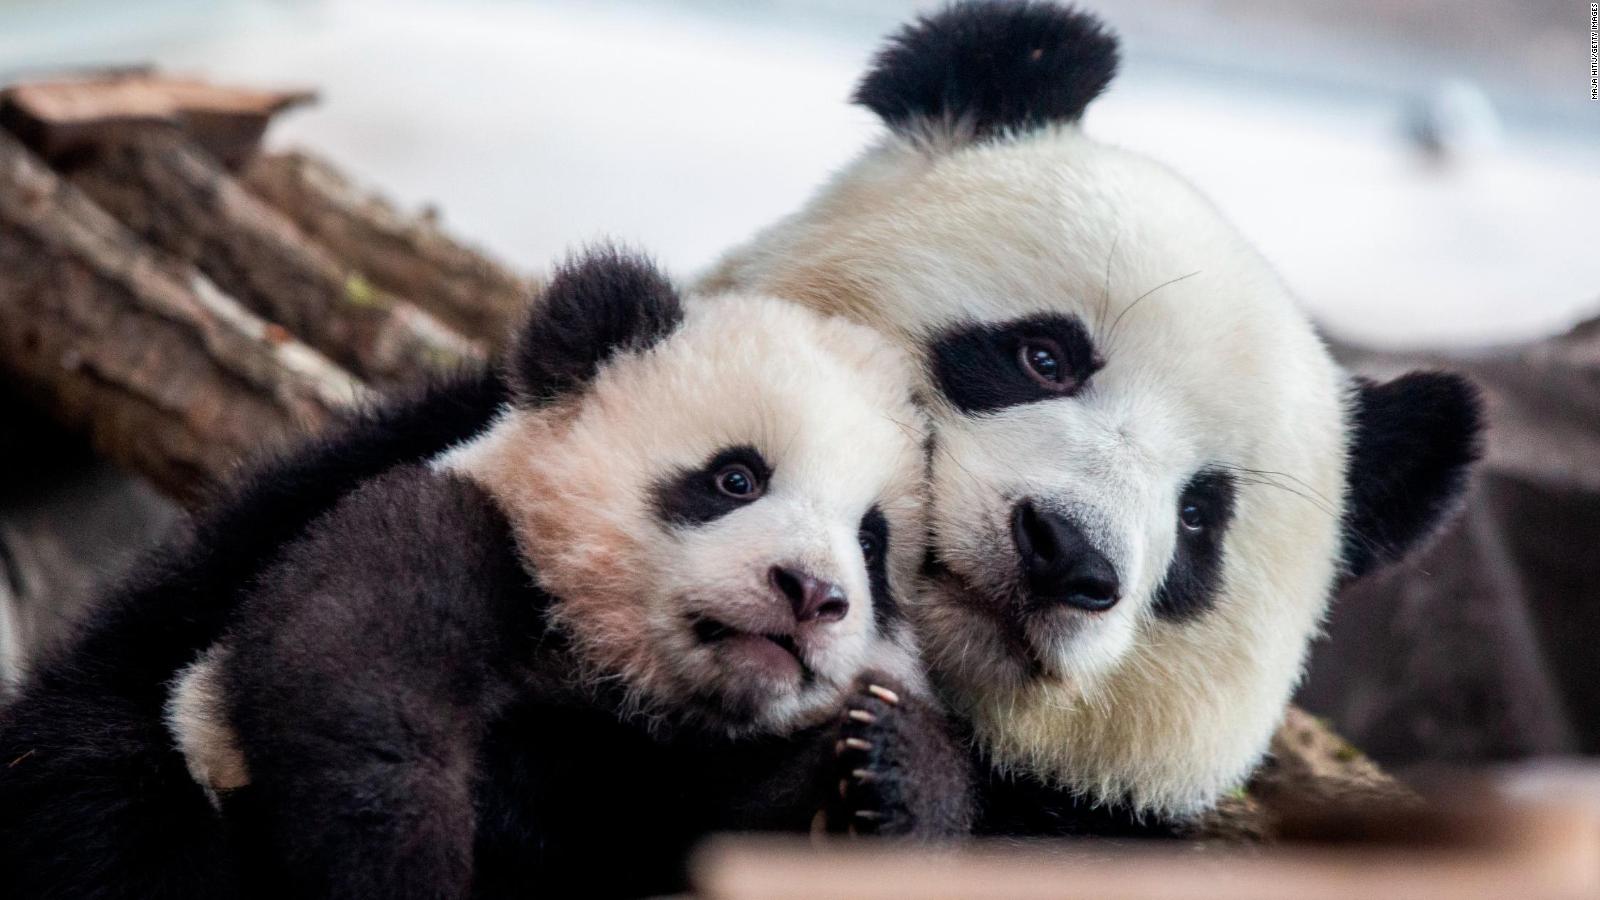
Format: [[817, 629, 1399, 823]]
[[830, 676, 910, 836], [828, 673, 973, 840]]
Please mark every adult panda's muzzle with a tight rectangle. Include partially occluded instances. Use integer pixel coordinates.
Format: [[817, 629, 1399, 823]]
[[1011, 500, 1121, 612]]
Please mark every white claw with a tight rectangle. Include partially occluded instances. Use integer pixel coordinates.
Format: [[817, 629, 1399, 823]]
[[851, 768, 876, 783], [848, 709, 877, 725], [843, 737, 872, 752], [867, 684, 900, 705], [854, 809, 882, 821]]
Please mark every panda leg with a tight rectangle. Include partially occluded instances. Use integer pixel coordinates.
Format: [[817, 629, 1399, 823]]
[[225, 647, 488, 900]]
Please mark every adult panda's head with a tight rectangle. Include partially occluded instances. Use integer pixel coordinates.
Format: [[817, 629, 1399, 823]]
[[440, 248, 928, 737], [702, 2, 1483, 815]]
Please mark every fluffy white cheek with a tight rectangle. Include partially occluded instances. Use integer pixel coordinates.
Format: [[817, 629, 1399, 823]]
[[927, 428, 1014, 594]]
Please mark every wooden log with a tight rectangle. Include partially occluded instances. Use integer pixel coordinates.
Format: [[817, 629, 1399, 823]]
[[0, 71, 314, 169], [0, 129, 363, 504], [1194, 706, 1421, 843], [54, 127, 483, 389], [243, 151, 534, 343]]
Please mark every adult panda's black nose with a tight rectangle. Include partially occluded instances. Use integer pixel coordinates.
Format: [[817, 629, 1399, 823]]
[[770, 566, 850, 623], [1011, 501, 1120, 611]]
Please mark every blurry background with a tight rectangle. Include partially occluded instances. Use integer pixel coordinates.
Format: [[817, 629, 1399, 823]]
[[2, 0, 1595, 346], [1, 0, 1597, 771]]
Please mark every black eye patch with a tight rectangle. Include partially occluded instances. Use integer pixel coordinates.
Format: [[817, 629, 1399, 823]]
[[858, 506, 898, 632], [928, 314, 1102, 415], [1152, 469, 1238, 622], [651, 445, 772, 527]]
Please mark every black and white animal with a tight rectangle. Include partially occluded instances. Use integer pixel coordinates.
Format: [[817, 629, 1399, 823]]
[[1, 369, 516, 900], [702, 1, 1484, 833], [0, 249, 965, 899]]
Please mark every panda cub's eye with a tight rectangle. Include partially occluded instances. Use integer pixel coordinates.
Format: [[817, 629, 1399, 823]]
[[1018, 339, 1067, 389], [714, 464, 762, 499], [857, 530, 882, 563]]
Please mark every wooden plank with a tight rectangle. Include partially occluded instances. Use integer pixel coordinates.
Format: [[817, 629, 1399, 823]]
[[696, 782, 1600, 900]]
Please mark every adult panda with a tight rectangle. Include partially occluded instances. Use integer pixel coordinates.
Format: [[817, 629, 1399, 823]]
[[0, 249, 964, 899], [700, 1, 1484, 833]]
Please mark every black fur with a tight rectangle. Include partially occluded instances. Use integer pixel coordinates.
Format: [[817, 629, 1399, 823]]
[[218, 467, 964, 897], [928, 313, 1102, 415], [1152, 469, 1238, 622], [221, 469, 545, 899], [0, 367, 507, 900], [1340, 372, 1483, 581], [860, 505, 898, 630], [827, 673, 974, 838], [650, 444, 772, 527], [855, 1, 1119, 142], [509, 247, 684, 406], [467, 701, 837, 896], [973, 764, 1181, 837]]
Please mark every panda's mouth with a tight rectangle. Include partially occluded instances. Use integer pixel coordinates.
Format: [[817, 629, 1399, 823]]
[[691, 616, 807, 681]]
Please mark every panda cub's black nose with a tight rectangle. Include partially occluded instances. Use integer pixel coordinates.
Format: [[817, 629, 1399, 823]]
[[1012, 501, 1121, 611], [770, 566, 850, 623]]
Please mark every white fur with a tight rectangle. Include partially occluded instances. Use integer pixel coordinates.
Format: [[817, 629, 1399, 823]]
[[439, 293, 930, 735], [166, 644, 250, 807], [702, 125, 1350, 817], [0, 579, 19, 697]]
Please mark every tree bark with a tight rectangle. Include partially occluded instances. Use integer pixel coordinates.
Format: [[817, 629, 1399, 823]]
[[0, 129, 363, 505], [0, 71, 314, 169], [243, 151, 534, 343], [58, 128, 483, 389]]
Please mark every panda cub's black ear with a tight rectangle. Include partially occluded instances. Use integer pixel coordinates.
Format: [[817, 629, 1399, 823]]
[[508, 247, 684, 406], [1340, 371, 1484, 583], [854, 0, 1119, 144]]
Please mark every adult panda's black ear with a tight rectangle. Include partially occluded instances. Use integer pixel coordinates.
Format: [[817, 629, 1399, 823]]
[[854, 1, 1119, 144], [1339, 371, 1484, 583], [508, 247, 684, 406]]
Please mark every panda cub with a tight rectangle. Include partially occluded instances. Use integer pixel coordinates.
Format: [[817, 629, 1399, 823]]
[[703, 1, 1484, 834], [155, 248, 959, 897]]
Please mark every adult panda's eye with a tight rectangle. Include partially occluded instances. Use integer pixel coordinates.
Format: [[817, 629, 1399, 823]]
[[714, 464, 762, 499], [857, 530, 881, 563], [1179, 503, 1205, 532], [1018, 339, 1066, 388]]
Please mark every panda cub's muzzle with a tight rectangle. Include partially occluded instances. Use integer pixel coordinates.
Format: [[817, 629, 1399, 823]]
[[1011, 499, 1121, 613], [689, 564, 851, 685]]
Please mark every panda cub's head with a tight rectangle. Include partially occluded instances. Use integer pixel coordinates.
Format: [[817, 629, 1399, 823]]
[[440, 249, 928, 736], [703, 2, 1482, 815]]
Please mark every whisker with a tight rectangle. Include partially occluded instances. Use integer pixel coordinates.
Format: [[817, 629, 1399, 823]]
[[1106, 270, 1201, 351], [1216, 462, 1340, 509], [1093, 232, 1121, 340]]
